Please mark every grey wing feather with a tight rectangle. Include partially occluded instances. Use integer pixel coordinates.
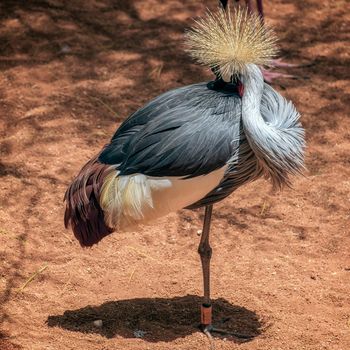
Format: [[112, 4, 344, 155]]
[[99, 83, 242, 179]]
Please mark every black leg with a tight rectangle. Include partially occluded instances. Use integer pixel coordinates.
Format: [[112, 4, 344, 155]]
[[219, 0, 228, 10], [198, 205, 253, 341], [198, 205, 213, 326], [256, 0, 264, 18]]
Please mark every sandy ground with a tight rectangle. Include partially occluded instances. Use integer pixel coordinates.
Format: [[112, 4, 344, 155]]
[[0, 0, 350, 349]]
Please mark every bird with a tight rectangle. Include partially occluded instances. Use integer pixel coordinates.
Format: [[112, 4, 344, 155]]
[[64, 6, 305, 340]]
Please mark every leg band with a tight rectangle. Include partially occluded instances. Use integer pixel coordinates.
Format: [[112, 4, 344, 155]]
[[201, 304, 212, 326]]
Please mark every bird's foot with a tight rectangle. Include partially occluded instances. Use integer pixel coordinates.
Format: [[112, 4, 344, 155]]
[[201, 324, 253, 340], [200, 304, 252, 347]]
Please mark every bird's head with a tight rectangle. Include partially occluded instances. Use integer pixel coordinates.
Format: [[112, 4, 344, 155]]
[[185, 6, 278, 95]]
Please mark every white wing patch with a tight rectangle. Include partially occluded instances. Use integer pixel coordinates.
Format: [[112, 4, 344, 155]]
[[100, 167, 226, 231]]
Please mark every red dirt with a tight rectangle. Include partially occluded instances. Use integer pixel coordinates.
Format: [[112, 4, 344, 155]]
[[1, 1, 350, 349]]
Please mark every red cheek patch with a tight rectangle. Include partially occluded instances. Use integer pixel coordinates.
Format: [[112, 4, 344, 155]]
[[238, 81, 244, 97]]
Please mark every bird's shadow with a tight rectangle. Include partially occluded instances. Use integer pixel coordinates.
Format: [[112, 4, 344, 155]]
[[47, 295, 262, 343]]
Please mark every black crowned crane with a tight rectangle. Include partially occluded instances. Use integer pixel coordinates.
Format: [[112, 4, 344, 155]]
[[64, 6, 304, 340]]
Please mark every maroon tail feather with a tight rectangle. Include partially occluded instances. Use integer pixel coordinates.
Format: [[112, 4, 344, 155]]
[[64, 155, 114, 247]]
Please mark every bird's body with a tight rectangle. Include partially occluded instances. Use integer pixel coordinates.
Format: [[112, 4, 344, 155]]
[[64, 6, 305, 340], [65, 74, 303, 245]]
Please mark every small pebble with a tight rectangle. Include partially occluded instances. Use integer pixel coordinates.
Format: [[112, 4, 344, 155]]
[[93, 320, 103, 327], [134, 330, 146, 338], [59, 44, 71, 53]]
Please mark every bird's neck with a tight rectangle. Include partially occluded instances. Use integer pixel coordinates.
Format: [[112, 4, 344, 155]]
[[241, 67, 264, 115], [241, 65, 270, 160], [241, 65, 303, 189]]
